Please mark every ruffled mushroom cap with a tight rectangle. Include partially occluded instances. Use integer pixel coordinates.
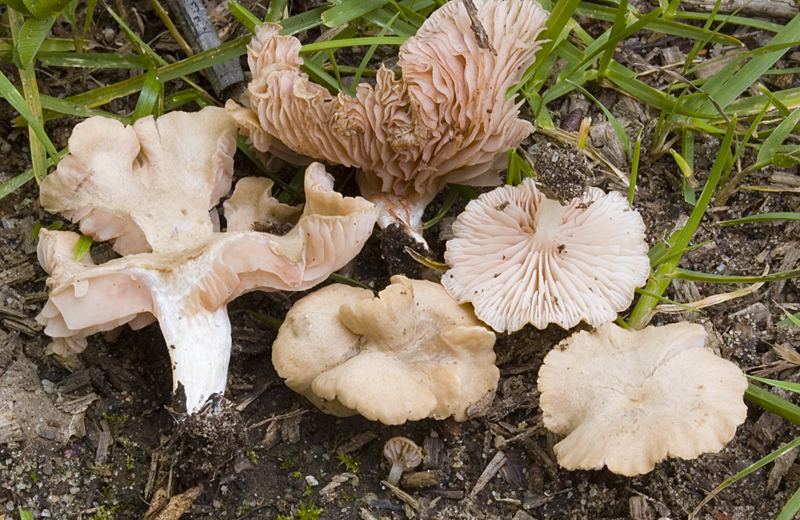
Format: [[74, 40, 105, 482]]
[[442, 178, 650, 332], [36, 110, 378, 412], [41, 106, 237, 255], [537, 322, 748, 476], [226, 0, 548, 235], [272, 275, 498, 425]]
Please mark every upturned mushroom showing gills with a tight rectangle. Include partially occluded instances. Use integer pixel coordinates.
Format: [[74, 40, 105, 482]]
[[442, 178, 650, 333], [36, 107, 379, 413], [226, 0, 549, 245], [537, 322, 748, 476], [272, 275, 499, 425]]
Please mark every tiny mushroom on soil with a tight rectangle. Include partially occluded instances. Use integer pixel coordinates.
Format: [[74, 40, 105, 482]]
[[226, 0, 549, 245], [272, 275, 499, 425], [384, 436, 423, 486], [36, 107, 379, 413], [537, 322, 748, 476], [442, 178, 650, 333]]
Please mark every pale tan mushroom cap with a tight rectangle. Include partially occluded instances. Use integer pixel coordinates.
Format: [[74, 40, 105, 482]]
[[40, 107, 237, 255], [442, 178, 650, 332], [272, 275, 499, 425], [227, 0, 548, 209], [537, 322, 748, 476]]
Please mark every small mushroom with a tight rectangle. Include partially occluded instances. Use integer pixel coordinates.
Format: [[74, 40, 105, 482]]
[[226, 0, 549, 244], [384, 436, 423, 486], [272, 275, 499, 424], [537, 322, 748, 476], [442, 178, 650, 332], [36, 108, 379, 413]]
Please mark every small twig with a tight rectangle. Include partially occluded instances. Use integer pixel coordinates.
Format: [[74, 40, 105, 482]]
[[462, 0, 496, 55], [469, 451, 507, 498], [247, 408, 308, 430], [381, 480, 421, 510]]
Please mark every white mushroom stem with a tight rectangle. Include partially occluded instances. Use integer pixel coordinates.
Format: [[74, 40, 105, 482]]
[[387, 462, 407, 486], [531, 197, 568, 248], [157, 306, 231, 413], [370, 193, 428, 249]]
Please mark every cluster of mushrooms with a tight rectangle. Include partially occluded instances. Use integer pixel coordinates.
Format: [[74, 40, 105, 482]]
[[36, 0, 747, 478]]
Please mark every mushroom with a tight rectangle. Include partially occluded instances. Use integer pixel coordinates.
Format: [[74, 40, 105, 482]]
[[442, 178, 650, 333], [537, 322, 748, 476], [36, 108, 379, 412], [272, 275, 499, 424], [226, 0, 549, 244], [383, 436, 423, 486]]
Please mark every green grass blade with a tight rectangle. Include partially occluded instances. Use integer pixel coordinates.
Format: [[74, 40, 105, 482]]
[[279, 7, 327, 35], [14, 14, 57, 68], [628, 131, 642, 205], [228, 0, 262, 33], [777, 484, 800, 520], [300, 36, 408, 53], [719, 212, 800, 226], [34, 51, 149, 68], [692, 434, 800, 518], [628, 117, 736, 329], [575, 2, 741, 46], [265, 0, 290, 22], [749, 376, 800, 395], [132, 70, 162, 121], [746, 383, 800, 426], [669, 267, 800, 284], [694, 13, 800, 113], [22, 0, 71, 18], [324, 0, 389, 27], [509, 0, 582, 98], [423, 186, 461, 229], [758, 105, 800, 165]]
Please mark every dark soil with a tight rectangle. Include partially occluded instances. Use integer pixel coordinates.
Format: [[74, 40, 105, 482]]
[[2, 1, 800, 520]]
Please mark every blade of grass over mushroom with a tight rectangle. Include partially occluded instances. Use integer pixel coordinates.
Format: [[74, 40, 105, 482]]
[[131, 70, 163, 121], [423, 186, 461, 229], [634, 289, 702, 313], [229, 309, 283, 328], [690, 434, 800, 519], [353, 12, 400, 87], [628, 117, 736, 330], [327, 273, 376, 293], [235, 135, 303, 202]]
